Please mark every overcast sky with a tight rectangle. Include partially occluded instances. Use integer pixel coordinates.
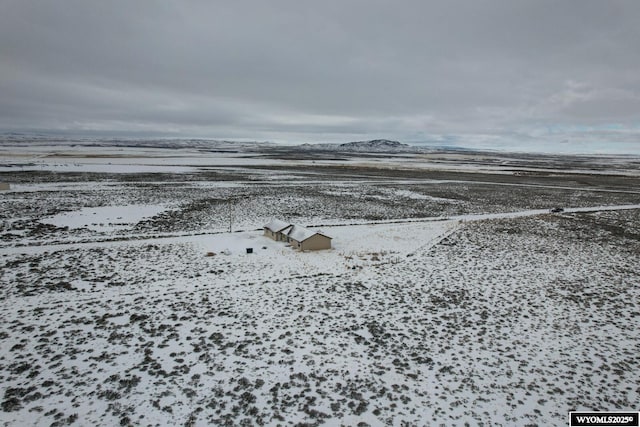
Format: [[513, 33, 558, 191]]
[[1, 0, 639, 152]]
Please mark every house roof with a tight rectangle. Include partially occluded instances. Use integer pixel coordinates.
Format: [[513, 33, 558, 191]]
[[263, 218, 291, 232], [287, 225, 331, 242]]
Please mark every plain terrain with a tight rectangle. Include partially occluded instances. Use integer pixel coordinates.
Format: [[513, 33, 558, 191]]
[[1, 143, 639, 426]]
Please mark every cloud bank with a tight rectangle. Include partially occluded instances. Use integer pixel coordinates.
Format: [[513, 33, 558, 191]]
[[1, 0, 639, 153]]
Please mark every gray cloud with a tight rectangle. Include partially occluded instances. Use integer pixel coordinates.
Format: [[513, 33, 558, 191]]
[[1, 0, 639, 152]]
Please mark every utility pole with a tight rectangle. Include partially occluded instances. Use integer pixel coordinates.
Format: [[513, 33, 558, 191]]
[[227, 196, 245, 233], [228, 198, 236, 233]]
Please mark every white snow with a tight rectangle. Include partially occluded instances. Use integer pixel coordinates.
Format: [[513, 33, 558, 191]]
[[392, 189, 459, 202], [263, 218, 291, 232], [1, 144, 639, 426], [40, 204, 169, 232], [286, 224, 325, 242]]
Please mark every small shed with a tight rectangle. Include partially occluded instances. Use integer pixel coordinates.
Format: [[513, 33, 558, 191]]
[[263, 219, 292, 242], [0, 183, 9, 191], [286, 225, 332, 251]]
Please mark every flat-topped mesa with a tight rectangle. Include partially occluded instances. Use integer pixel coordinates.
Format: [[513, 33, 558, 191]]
[[299, 139, 412, 153], [338, 139, 407, 149]]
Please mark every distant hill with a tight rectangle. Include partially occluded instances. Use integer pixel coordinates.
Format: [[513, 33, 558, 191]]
[[0, 133, 482, 155], [0, 134, 272, 152], [300, 139, 413, 153], [340, 139, 408, 149]]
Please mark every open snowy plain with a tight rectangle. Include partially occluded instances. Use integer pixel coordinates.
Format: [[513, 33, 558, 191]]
[[1, 140, 639, 426]]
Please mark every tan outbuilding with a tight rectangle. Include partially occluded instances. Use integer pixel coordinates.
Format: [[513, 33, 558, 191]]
[[264, 219, 332, 251], [286, 225, 332, 251], [263, 219, 292, 242], [0, 182, 9, 191]]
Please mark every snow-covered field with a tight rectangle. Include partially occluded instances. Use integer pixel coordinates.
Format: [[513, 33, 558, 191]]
[[1, 145, 639, 426], [41, 205, 172, 232]]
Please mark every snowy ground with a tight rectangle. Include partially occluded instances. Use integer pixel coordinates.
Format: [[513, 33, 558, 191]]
[[1, 147, 639, 426]]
